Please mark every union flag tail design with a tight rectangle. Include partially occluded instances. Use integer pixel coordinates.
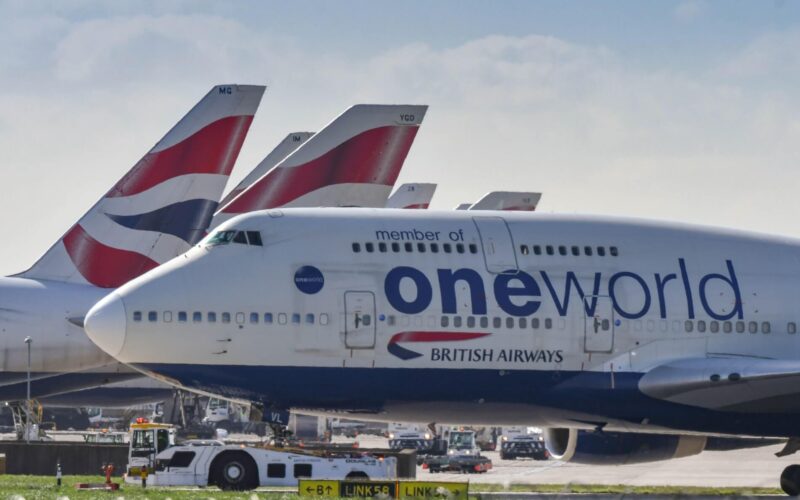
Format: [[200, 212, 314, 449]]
[[210, 104, 427, 229], [385, 183, 437, 209], [219, 131, 314, 207], [19, 84, 265, 288], [469, 191, 542, 211]]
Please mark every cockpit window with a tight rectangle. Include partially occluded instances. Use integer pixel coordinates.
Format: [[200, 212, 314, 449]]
[[207, 231, 236, 246], [206, 230, 263, 247]]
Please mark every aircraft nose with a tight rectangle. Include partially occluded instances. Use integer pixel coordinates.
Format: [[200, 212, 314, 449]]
[[84, 292, 128, 358]]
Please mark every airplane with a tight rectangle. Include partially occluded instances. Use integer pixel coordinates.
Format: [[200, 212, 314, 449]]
[[209, 104, 428, 229], [86, 207, 800, 495], [385, 183, 437, 209], [454, 203, 472, 210], [0, 84, 265, 402], [218, 132, 314, 207]]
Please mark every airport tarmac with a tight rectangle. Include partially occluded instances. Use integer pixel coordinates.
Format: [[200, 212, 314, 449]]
[[352, 436, 792, 489]]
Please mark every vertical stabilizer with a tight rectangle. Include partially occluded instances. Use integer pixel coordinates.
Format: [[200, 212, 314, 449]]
[[211, 104, 427, 228], [19, 84, 265, 288], [219, 131, 314, 207], [468, 191, 542, 211], [385, 183, 437, 209]]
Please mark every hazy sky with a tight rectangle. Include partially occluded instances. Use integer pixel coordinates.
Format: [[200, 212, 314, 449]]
[[2, 0, 800, 275]]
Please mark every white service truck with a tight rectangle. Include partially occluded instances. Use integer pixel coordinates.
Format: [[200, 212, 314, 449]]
[[125, 420, 396, 490], [499, 426, 548, 460], [388, 422, 434, 452]]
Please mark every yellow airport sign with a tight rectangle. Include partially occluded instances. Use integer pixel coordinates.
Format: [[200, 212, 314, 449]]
[[299, 479, 340, 497], [340, 480, 397, 497], [398, 480, 468, 498]]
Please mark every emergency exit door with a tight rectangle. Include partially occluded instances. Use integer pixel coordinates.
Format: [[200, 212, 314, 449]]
[[344, 291, 376, 349], [473, 217, 518, 274], [584, 295, 614, 352]]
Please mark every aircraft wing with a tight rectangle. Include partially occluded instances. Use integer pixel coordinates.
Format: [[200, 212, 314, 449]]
[[639, 357, 800, 413]]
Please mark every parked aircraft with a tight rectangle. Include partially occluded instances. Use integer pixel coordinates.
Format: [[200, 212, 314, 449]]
[[385, 183, 437, 209], [86, 207, 800, 494]]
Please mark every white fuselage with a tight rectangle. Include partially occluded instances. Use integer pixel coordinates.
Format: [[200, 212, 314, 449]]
[[86, 208, 800, 437]]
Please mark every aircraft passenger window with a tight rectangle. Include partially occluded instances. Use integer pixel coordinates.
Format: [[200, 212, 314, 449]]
[[533, 245, 542, 255], [723, 321, 732, 333], [417, 243, 426, 253], [558, 245, 567, 256], [736, 321, 745, 333], [454, 316, 462, 327], [441, 316, 449, 327], [531, 318, 540, 329], [392, 242, 400, 253], [132, 311, 142, 322], [320, 313, 329, 325], [193, 312, 202, 323], [506, 317, 514, 329], [378, 242, 387, 253], [571, 246, 579, 256], [684, 320, 693, 333], [236, 312, 245, 324], [597, 247, 606, 257], [443, 243, 452, 253], [519, 318, 527, 328], [480, 317, 488, 328], [178, 312, 187, 323], [362, 314, 371, 326], [233, 231, 248, 245], [292, 313, 301, 324], [762, 322, 770, 334], [584, 246, 593, 256], [387, 315, 395, 326], [352, 243, 361, 253], [267, 463, 286, 478], [546, 245, 554, 256], [250, 313, 259, 324], [456, 243, 465, 254], [365, 242, 374, 253], [163, 311, 172, 323], [467, 316, 476, 328], [148, 311, 157, 322], [602, 319, 611, 330], [207, 230, 236, 246], [520, 245, 529, 255], [697, 320, 706, 333], [493, 317, 501, 328], [710, 321, 719, 333], [748, 321, 758, 334], [278, 313, 287, 325], [294, 463, 312, 478], [222, 312, 231, 324], [208, 312, 216, 323], [431, 243, 439, 253], [405, 242, 413, 252], [306, 314, 314, 324], [246, 231, 263, 246], [789, 322, 797, 334], [264, 313, 273, 324], [469, 243, 478, 254], [610, 246, 619, 257], [544, 318, 553, 329]]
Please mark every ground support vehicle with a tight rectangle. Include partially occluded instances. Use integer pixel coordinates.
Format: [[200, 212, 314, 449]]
[[420, 430, 492, 474], [499, 435, 549, 460], [124, 420, 396, 490]]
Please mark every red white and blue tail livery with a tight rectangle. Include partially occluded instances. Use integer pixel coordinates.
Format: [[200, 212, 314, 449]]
[[210, 104, 427, 229], [19, 85, 265, 288]]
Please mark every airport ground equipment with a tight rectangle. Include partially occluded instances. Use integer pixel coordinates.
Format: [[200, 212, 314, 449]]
[[421, 430, 492, 473], [499, 427, 549, 460], [124, 419, 396, 490], [388, 423, 434, 453]]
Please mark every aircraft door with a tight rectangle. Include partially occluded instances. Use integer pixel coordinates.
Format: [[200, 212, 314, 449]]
[[473, 217, 518, 274], [344, 291, 376, 349], [584, 295, 614, 352]]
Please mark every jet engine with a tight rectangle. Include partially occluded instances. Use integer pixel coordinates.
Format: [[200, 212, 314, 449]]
[[543, 428, 706, 465]]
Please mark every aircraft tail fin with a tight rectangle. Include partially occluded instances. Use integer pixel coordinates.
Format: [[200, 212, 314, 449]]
[[468, 191, 542, 211], [211, 104, 427, 228], [385, 183, 437, 209], [219, 131, 314, 207], [18, 84, 265, 288]]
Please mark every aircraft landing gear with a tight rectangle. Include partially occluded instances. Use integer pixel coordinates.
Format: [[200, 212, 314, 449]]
[[781, 465, 800, 496]]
